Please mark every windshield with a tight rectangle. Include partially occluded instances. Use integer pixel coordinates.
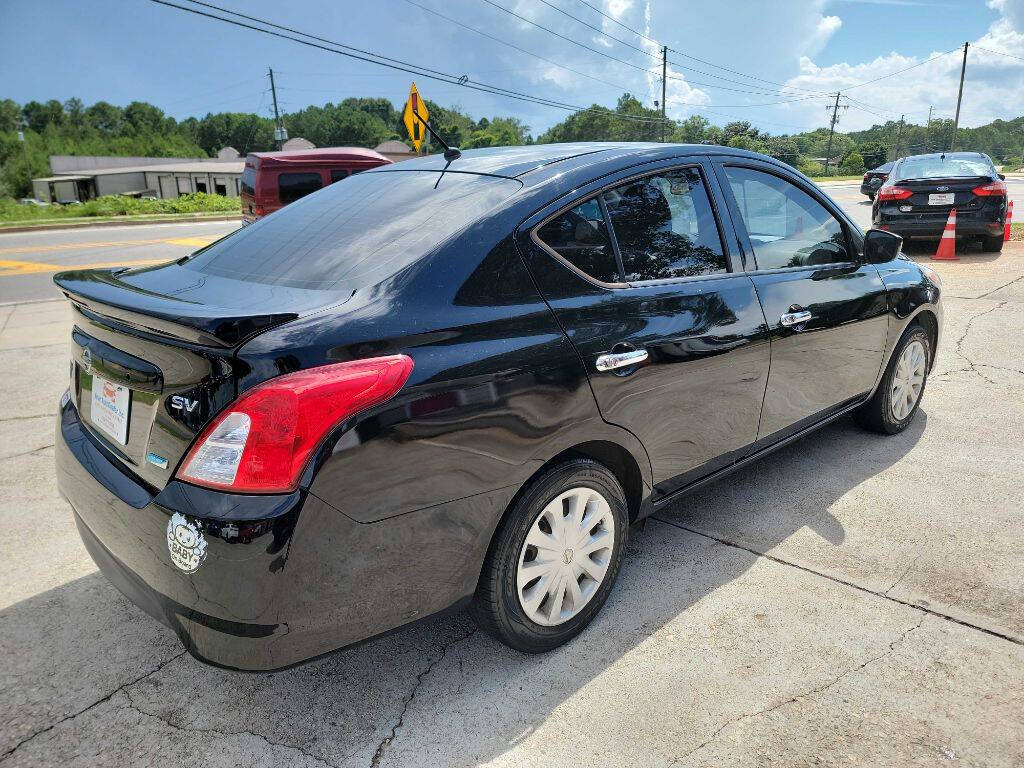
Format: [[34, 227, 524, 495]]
[[895, 155, 995, 181], [186, 171, 521, 290]]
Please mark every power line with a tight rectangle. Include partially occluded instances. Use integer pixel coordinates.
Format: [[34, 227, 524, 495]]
[[533, 0, 659, 60], [572, 0, 660, 47], [972, 45, 1024, 64], [149, 0, 674, 124], [399, 0, 642, 97], [842, 46, 962, 90]]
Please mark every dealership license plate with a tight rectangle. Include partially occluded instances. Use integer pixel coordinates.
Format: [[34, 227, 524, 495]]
[[90, 374, 131, 445], [928, 193, 955, 205]]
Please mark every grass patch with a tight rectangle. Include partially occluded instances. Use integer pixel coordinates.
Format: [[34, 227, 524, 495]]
[[1010, 222, 1023, 242], [0, 193, 241, 223]]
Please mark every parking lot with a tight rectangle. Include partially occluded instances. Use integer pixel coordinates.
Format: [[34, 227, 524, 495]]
[[1, 192, 1022, 766]]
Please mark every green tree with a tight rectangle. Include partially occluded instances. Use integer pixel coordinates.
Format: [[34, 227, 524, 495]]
[[677, 115, 710, 144], [839, 150, 866, 175]]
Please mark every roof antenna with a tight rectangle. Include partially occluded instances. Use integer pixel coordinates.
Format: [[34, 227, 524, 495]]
[[411, 110, 461, 162]]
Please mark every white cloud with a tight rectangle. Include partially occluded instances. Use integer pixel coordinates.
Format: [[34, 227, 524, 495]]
[[783, 0, 1024, 130]]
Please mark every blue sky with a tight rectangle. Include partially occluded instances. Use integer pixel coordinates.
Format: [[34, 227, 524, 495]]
[[1, 0, 1021, 137]]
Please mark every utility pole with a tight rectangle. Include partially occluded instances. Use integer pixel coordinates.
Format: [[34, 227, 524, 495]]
[[823, 92, 844, 176], [950, 41, 968, 151], [926, 106, 933, 151], [268, 67, 287, 149], [894, 115, 905, 160], [661, 45, 668, 143]]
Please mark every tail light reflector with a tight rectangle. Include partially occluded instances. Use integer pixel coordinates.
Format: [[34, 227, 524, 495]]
[[877, 186, 913, 201], [178, 355, 414, 493], [973, 180, 1007, 196]]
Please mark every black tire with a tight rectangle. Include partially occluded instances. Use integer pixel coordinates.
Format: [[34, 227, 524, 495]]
[[855, 324, 931, 435], [981, 234, 1005, 253], [469, 458, 629, 653], [868, 192, 875, 201]]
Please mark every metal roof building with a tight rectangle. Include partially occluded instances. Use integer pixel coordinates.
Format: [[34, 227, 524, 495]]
[[32, 158, 244, 203]]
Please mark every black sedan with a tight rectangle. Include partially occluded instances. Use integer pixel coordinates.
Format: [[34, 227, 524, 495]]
[[861, 161, 893, 200], [54, 142, 942, 670], [873, 151, 1008, 252]]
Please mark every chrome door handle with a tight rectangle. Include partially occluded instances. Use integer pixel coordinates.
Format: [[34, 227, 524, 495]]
[[780, 310, 812, 327], [596, 349, 648, 371]]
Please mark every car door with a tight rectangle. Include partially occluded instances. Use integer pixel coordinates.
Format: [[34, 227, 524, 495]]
[[519, 159, 771, 500], [712, 159, 890, 442]]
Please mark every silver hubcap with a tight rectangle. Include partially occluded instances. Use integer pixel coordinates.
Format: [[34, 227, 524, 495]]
[[891, 340, 927, 421], [517, 487, 615, 627]]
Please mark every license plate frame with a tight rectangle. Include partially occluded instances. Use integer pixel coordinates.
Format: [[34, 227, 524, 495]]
[[928, 192, 955, 206], [90, 374, 131, 445]]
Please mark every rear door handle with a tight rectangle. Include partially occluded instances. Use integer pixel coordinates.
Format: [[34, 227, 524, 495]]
[[780, 310, 812, 327], [596, 349, 648, 371]]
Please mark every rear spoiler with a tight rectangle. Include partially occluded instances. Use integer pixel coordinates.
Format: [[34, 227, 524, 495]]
[[54, 268, 298, 348]]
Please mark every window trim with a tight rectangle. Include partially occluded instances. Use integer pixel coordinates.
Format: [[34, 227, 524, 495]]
[[713, 159, 860, 273], [529, 163, 733, 290]]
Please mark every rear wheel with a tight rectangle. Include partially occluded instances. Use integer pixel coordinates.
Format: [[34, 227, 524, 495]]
[[981, 234, 1005, 253], [855, 325, 931, 435], [470, 458, 628, 653]]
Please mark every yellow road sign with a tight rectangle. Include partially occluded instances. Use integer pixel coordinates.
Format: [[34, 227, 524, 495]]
[[402, 82, 429, 153]]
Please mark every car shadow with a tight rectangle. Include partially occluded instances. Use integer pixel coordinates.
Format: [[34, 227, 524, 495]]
[[2, 413, 926, 766]]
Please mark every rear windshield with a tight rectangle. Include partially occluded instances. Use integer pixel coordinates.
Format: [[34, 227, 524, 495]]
[[185, 171, 521, 290], [895, 155, 995, 181], [240, 167, 256, 196]]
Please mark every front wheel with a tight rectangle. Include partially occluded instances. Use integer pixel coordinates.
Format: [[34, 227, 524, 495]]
[[855, 325, 931, 434], [981, 234, 1005, 253], [470, 458, 628, 653]]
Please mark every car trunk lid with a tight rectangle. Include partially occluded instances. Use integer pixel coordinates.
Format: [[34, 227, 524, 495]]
[[898, 176, 989, 215], [55, 262, 348, 490]]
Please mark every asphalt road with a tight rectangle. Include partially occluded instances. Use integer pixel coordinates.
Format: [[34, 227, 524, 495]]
[[0, 220, 239, 304], [1, 189, 1023, 767]]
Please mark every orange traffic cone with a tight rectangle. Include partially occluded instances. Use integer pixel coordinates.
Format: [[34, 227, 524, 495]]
[[932, 208, 959, 261], [1005, 199, 1014, 242]]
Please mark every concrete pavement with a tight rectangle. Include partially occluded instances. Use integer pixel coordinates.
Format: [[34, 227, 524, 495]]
[[1, 242, 1022, 766]]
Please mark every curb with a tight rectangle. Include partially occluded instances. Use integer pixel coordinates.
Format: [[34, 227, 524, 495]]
[[0, 214, 242, 235]]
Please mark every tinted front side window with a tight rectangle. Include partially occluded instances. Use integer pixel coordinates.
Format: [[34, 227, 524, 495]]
[[535, 198, 620, 284], [724, 167, 849, 269], [186, 171, 521, 290], [603, 168, 726, 281], [278, 172, 323, 204]]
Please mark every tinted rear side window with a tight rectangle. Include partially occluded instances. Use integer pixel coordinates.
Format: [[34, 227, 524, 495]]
[[186, 171, 522, 290], [278, 172, 323, 204], [330, 169, 349, 183], [535, 198, 620, 284]]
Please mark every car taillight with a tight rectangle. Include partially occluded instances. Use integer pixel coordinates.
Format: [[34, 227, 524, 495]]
[[973, 180, 1007, 196], [177, 355, 414, 493], [880, 174, 888, 181], [877, 186, 913, 201], [863, 173, 870, 180]]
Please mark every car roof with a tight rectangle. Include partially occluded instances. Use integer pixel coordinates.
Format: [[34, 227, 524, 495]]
[[898, 151, 992, 162], [248, 147, 389, 166], [372, 142, 750, 179]]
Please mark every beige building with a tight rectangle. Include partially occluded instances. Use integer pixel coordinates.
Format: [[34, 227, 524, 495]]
[[32, 156, 244, 203]]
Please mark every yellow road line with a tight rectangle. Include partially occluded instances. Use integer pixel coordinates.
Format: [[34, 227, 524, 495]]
[[0, 258, 170, 277], [0, 235, 217, 256]]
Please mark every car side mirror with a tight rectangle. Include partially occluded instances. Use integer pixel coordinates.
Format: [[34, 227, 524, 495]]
[[863, 229, 903, 264], [998, 173, 1006, 181]]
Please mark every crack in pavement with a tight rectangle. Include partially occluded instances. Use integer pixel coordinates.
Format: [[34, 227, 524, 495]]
[[369, 626, 478, 768], [0, 650, 188, 762], [122, 690, 342, 768], [0, 443, 54, 462], [652, 517, 1022, 647], [672, 613, 927, 765], [885, 552, 923, 596], [933, 300, 1006, 384]]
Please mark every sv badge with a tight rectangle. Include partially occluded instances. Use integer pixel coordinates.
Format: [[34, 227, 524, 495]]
[[170, 395, 199, 413]]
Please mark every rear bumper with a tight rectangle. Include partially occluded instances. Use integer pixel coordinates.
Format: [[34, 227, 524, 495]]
[[876, 215, 1003, 239], [56, 398, 511, 670], [860, 182, 879, 196]]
